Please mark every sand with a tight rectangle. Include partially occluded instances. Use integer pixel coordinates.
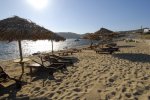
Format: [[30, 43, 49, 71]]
[[0, 40, 150, 100]]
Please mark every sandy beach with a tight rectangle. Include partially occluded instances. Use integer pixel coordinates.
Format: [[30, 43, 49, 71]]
[[0, 40, 150, 100]]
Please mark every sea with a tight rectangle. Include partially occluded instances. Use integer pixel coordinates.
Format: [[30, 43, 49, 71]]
[[0, 39, 98, 61]]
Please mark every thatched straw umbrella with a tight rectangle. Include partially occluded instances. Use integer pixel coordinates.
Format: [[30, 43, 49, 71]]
[[82, 33, 100, 49], [94, 28, 115, 39], [0, 16, 65, 73], [95, 28, 113, 34], [94, 28, 117, 48]]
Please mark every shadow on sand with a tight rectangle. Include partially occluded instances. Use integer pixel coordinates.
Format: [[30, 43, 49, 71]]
[[30, 66, 56, 82], [113, 53, 150, 63], [118, 45, 135, 48], [0, 81, 28, 100]]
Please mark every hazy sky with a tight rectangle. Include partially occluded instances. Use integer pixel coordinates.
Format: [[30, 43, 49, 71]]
[[0, 0, 150, 34]]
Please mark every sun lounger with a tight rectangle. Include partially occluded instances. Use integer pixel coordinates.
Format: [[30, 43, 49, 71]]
[[58, 50, 77, 56], [28, 62, 66, 76], [46, 63, 66, 71], [0, 66, 10, 82], [49, 54, 73, 64], [58, 52, 68, 56], [38, 54, 72, 65], [32, 55, 68, 75], [0, 66, 22, 89], [95, 47, 119, 54], [71, 48, 82, 52], [48, 57, 72, 65], [106, 43, 117, 47], [82, 45, 98, 50]]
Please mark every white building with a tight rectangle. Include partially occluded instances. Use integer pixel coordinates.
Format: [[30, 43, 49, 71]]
[[143, 28, 150, 33]]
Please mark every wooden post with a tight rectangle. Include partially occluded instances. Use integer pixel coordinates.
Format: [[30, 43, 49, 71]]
[[18, 40, 23, 61], [20, 62, 24, 74], [18, 40, 24, 74]]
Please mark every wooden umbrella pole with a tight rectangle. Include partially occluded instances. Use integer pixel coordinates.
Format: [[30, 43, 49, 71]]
[[18, 40, 23, 61], [18, 40, 24, 74]]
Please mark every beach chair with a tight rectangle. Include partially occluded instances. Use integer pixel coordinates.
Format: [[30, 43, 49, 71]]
[[0, 66, 22, 89], [49, 57, 72, 65], [49, 54, 73, 64], [28, 61, 66, 77], [95, 47, 120, 54], [43, 55, 70, 70], [106, 43, 117, 47], [71, 48, 82, 52], [32, 56, 67, 75], [58, 50, 77, 56], [0, 66, 9, 82], [105, 47, 119, 52], [42, 54, 73, 65]]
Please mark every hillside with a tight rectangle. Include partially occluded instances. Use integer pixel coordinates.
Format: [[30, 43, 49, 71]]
[[57, 32, 81, 39]]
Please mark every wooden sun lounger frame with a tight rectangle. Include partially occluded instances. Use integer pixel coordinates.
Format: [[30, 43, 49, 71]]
[[0, 66, 22, 89], [30, 59, 66, 77], [95, 47, 120, 54], [49, 54, 73, 63], [57, 48, 82, 56]]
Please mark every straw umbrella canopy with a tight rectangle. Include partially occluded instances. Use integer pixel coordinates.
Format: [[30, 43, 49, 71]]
[[0, 16, 65, 73], [94, 28, 117, 47], [94, 28, 115, 38], [82, 33, 100, 48]]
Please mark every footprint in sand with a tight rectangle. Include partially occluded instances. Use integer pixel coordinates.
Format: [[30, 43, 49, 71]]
[[47, 92, 55, 98], [73, 88, 82, 92], [35, 91, 45, 96], [33, 87, 41, 92], [56, 90, 61, 94], [125, 92, 132, 98], [122, 86, 127, 93]]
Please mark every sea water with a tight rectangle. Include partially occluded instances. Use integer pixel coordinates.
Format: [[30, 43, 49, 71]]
[[0, 39, 98, 60]]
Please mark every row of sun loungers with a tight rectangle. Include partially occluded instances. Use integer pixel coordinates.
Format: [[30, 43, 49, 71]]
[[30, 44, 119, 79], [28, 48, 81, 82], [82, 42, 120, 54]]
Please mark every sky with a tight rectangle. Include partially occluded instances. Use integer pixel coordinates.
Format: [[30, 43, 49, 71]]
[[0, 0, 150, 34]]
